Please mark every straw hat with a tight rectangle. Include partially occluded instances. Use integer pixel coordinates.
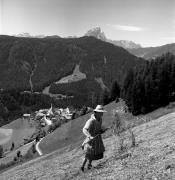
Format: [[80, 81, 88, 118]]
[[93, 105, 107, 113]]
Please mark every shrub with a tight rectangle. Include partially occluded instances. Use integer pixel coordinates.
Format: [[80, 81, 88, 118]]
[[55, 120, 61, 128], [32, 144, 36, 154], [112, 111, 125, 135], [13, 157, 17, 161], [111, 112, 125, 153], [10, 142, 15, 151], [129, 129, 136, 147], [0, 145, 3, 158], [17, 150, 22, 158]]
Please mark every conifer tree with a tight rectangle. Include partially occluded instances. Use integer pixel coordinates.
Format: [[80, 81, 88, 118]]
[[110, 80, 120, 101]]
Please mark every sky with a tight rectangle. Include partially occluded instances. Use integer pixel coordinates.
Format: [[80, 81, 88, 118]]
[[0, 0, 175, 47]]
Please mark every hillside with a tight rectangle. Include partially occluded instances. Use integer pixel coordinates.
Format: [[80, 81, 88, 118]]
[[0, 35, 145, 122], [1, 118, 35, 150], [0, 35, 143, 91], [128, 43, 175, 60], [1, 103, 175, 179]]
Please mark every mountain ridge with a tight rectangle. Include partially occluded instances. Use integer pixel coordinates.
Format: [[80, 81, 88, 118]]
[[0, 35, 144, 110], [84, 27, 142, 49], [84, 27, 175, 59], [128, 43, 175, 59]]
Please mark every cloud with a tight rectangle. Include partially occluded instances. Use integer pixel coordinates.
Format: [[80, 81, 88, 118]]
[[107, 24, 144, 32]]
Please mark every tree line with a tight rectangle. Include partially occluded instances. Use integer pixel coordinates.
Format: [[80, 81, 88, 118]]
[[121, 53, 175, 115]]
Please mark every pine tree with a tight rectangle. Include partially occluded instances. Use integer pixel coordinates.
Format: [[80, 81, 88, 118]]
[[101, 89, 110, 105], [110, 80, 120, 101]]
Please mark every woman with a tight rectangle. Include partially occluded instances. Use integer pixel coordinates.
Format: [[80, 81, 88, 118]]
[[81, 105, 107, 171]]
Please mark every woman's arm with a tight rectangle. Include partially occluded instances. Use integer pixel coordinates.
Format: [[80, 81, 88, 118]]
[[83, 128, 93, 139], [83, 119, 94, 139]]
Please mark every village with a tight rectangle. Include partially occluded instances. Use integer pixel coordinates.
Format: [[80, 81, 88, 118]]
[[22, 104, 92, 143], [0, 103, 92, 170], [24, 104, 73, 127]]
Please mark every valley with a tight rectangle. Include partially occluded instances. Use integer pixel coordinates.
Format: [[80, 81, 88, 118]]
[[1, 101, 175, 179], [0, 29, 174, 179]]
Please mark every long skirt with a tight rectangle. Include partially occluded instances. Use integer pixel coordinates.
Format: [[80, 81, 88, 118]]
[[83, 135, 105, 160]]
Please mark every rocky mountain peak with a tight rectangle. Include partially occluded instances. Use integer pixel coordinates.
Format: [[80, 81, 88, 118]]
[[85, 27, 107, 41], [85, 27, 142, 49]]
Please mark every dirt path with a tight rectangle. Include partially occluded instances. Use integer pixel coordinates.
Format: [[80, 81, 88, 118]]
[[36, 138, 44, 156]]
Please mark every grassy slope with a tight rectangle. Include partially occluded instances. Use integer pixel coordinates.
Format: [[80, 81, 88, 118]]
[[1, 108, 175, 179], [2, 118, 35, 150], [0, 141, 34, 165], [39, 102, 119, 154], [39, 101, 175, 155], [0, 129, 12, 145], [0, 118, 36, 166]]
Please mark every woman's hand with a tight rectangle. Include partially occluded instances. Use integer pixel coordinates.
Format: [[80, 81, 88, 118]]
[[89, 136, 94, 140]]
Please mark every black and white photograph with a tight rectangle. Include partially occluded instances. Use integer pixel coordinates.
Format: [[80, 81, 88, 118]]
[[0, 0, 175, 179]]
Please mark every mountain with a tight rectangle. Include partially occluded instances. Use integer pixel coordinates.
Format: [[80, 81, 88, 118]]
[[84, 27, 142, 49], [16, 33, 32, 38], [44, 35, 61, 39], [16, 33, 46, 38], [110, 40, 141, 49], [0, 35, 144, 90], [84, 27, 107, 41], [0, 35, 145, 112], [128, 43, 175, 60]]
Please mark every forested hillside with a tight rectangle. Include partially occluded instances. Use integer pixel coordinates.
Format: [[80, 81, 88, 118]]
[[122, 53, 175, 115], [0, 35, 144, 125], [0, 35, 143, 91]]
